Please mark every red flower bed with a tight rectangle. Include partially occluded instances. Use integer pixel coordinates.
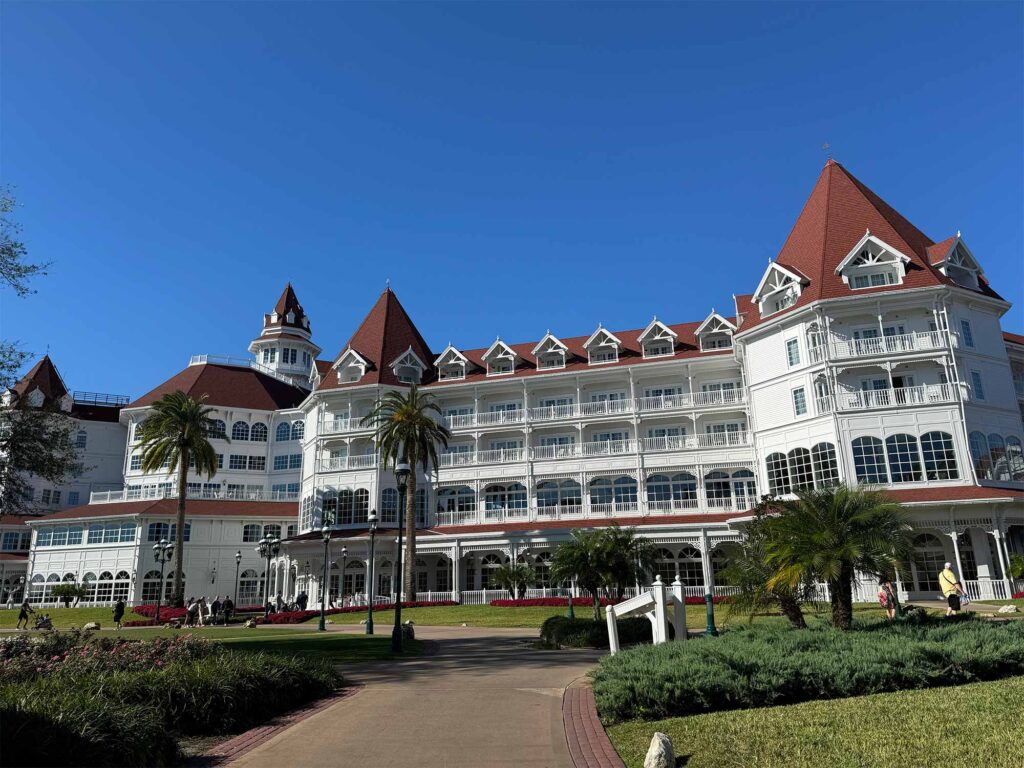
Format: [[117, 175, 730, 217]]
[[1013, 591, 1023, 600], [490, 595, 728, 607], [257, 600, 458, 625], [132, 606, 188, 619]]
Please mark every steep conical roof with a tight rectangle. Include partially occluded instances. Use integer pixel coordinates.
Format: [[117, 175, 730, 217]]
[[320, 288, 434, 389], [8, 355, 69, 406], [263, 282, 311, 334]]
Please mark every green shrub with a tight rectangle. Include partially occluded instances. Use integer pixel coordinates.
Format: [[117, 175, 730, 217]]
[[592, 615, 1024, 724], [0, 685, 178, 767], [540, 616, 661, 648]]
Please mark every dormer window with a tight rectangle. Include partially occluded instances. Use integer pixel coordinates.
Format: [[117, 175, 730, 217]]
[[694, 311, 736, 352], [637, 318, 677, 359], [390, 347, 427, 385], [482, 339, 518, 377], [752, 263, 808, 319], [931, 238, 982, 291], [532, 333, 568, 371], [334, 348, 369, 385], [286, 310, 296, 324], [584, 325, 622, 365], [836, 234, 909, 292], [434, 344, 469, 381]]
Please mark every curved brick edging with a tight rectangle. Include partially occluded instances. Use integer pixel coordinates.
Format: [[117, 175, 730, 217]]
[[562, 685, 626, 768], [189, 685, 363, 766]]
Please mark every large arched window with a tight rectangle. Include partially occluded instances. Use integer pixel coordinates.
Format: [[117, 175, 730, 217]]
[[766, 452, 790, 495], [646, 474, 671, 505], [81, 573, 97, 603], [231, 421, 250, 441], [506, 483, 527, 509], [1006, 436, 1024, 481], [354, 489, 370, 523], [141, 570, 163, 603], [322, 490, 338, 526], [678, 546, 704, 586], [275, 422, 291, 442], [381, 487, 398, 524], [440, 486, 476, 513], [921, 431, 959, 480], [731, 469, 756, 506], [852, 437, 888, 483], [811, 443, 839, 487], [614, 476, 638, 505], [250, 423, 268, 442], [96, 572, 114, 603], [988, 434, 1009, 481], [479, 554, 503, 589], [787, 448, 814, 490], [291, 421, 305, 441], [338, 489, 354, 525], [210, 419, 227, 439], [238, 569, 261, 604], [969, 431, 992, 480], [704, 471, 732, 505], [537, 480, 581, 508], [534, 552, 552, 588], [672, 473, 698, 506], [911, 534, 947, 592], [654, 548, 676, 579], [886, 434, 922, 483], [589, 478, 613, 505]]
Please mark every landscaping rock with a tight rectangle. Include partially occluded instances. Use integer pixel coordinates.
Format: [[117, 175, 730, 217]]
[[359, 619, 367, 624], [998, 604, 1019, 613], [644, 732, 674, 768], [83, 622, 100, 631]]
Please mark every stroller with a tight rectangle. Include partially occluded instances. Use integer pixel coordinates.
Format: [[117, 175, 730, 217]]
[[33, 614, 53, 630]]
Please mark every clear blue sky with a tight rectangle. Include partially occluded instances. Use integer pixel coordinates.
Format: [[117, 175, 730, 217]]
[[2, 2, 1022, 397]]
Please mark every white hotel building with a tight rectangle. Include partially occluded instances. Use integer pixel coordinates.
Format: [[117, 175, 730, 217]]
[[19, 161, 1024, 607]]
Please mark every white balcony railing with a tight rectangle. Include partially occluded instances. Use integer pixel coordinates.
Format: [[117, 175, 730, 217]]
[[639, 431, 750, 453], [835, 383, 957, 411], [580, 438, 637, 457], [531, 443, 583, 460], [89, 487, 300, 504], [476, 447, 527, 465], [475, 409, 526, 427], [578, 399, 635, 417], [188, 353, 311, 389], [319, 454, 379, 472], [816, 396, 834, 415], [830, 331, 946, 360]]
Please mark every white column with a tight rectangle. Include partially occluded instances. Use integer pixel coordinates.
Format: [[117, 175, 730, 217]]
[[700, 529, 715, 596], [991, 526, 1014, 598], [949, 531, 964, 582]]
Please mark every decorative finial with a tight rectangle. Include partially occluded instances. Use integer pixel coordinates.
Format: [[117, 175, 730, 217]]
[[385, 278, 391, 289], [956, 229, 961, 238], [822, 142, 832, 160]]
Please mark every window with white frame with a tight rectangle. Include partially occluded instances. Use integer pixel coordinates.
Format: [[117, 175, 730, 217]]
[[229, 455, 246, 470], [960, 319, 975, 348], [248, 455, 267, 471], [785, 338, 801, 367], [970, 370, 985, 400], [792, 387, 807, 416]]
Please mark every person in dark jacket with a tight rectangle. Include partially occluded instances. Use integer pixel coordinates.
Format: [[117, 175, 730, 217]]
[[16, 600, 33, 630], [222, 596, 234, 624], [112, 598, 126, 630]]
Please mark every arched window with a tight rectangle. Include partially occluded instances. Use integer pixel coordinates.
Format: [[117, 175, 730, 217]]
[[75, 429, 88, 449], [766, 452, 790, 495], [480, 554, 502, 589], [731, 469, 756, 506], [238, 569, 261, 604], [485, 484, 509, 510], [589, 478, 613, 505], [95, 572, 114, 603], [811, 443, 839, 487], [654, 548, 676, 579], [534, 552, 552, 588], [250, 423, 268, 442], [291, 421, 305, 441], [263, 524, 282, 539], [506, 483, 527, 509], [614, 476, 638, 505], [678, 545, 704, 586], [354, 489, 370, 523], [210, 420, 227, 439], [440, 486, 475, 513], [711, 545, 738, 585], [886, 434, 922, 483], [276, 422, 291, 442], [969, 431, 991, 480], [787, 448, 814, 490], [232, 421, 250, 442], [672, 473, 698, 507], [559, 479, 582, 507], [988, 434, 1008, 481], [338, 489, 354, 525], [646, 474, 671, 505], [852, 437, 888, 484], [704, 471, 732, 505], [381, 488, 398, 523], [1006, 436, 1024, 481], [141, 570, 163, 603], [322, 490, 338, 526]]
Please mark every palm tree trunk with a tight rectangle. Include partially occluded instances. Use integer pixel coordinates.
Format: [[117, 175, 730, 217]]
[[591, 591, 601, 622], [830, 565, 854, 630], [404, 471, 417, 602], [777, 592, 807, 629], [172, 449, 188, 608]]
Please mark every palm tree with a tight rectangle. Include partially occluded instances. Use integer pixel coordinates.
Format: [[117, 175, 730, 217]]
[[597, 526, 659, 599], [764, 485, 912, 630], [362, 385, 450, 601], [491, 562, 534, 599], [137, 391, 220, 607], [551, 529, 607, 621]]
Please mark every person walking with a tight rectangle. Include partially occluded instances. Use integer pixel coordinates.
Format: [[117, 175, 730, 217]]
[[16, 599, 33, 630], [222, 595, 234, 625], [211, 596, 222, 624], [939, 562, 965, 616], [185, 597, 199, 627], [878, 581, 898, 620], [112, 597, 126, 630], [197, 597, 208, 627]]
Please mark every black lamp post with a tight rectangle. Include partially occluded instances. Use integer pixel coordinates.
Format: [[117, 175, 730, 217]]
[[392, 458, 410, 654], [366, 509, 378, 635], [392, 537, 399, 601], [152, 538, 173, 622], [256, 536, 281, 615], [318, 524, 331, 631], [338, 546, 348, 607]]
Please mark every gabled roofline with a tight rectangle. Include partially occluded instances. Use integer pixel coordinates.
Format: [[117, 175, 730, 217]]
[[751, 262, 808, 303], [531, 332, 568, 356], [834, 231, 912, 275], [333, 347, 371, 370], [932, 235, 984, 276], [637, 317, 678, 343], [583, 324, 622, 349], [482, 338, 518, 361], [390, 345, 428, 371], [694, 311, 737, 336], [433, 344, 469, 366]]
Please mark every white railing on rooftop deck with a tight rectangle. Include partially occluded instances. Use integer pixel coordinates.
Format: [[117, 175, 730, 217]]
[[188, 354, 311, 389]]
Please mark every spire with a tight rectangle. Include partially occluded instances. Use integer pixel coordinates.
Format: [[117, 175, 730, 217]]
[[264, 282, 311, 334], [6, 355, 70, 407]]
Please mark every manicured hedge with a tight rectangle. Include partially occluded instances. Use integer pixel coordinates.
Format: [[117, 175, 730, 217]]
[[492, 596, 726, 608], [540, 616, 671, 648], [592, 615, 1024, 724], [260, 600, 457, 624]]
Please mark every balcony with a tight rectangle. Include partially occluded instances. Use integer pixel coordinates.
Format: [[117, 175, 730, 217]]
[[834, 383, 958, 412], [319, 454, 379, 472], [639, 432, 750, 453], [433, 497, 750, 526], [89, 488, 300, 504], [829, 331, 946, 361], [475, 409, 526, 427]]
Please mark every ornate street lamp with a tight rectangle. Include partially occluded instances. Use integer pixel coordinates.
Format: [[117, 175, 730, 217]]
[[392, 538, 399, 601], [255, 536, 281, 615], [392, 458, 411, 654], [152, 538, 174, 622], [338, 546, 348, 606], [233, 550, 242, 603], [318, 524, 331, 631], [366, 509, 378, 635]]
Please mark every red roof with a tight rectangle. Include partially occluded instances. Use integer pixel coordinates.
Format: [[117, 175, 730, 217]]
[[128, 363, 307, 411], [263, 283, 311, 334], [738, 161, 1003, 333], [31, 499, 298, 521], [318, 288, 435, 391], [8, 355, 69, 405], [886, 486, 1024, 504], [926, 235, 959, 265], [1004, 331, 1024, 347], [0, 553, 28, 562], [0, 515, 35, 526]]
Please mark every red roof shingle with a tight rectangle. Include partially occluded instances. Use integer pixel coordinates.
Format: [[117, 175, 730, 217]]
[[128, 364, 307, 411]]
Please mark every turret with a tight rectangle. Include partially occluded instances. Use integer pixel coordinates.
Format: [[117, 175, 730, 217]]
[[247, 283, 322, 380]]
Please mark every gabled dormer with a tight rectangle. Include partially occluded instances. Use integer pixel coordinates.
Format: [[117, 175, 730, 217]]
[[636, 318, 677, 359], [482, 338, 518, 377], [583, 325, 622, 365], [390, 346, 427, 385], [694, 311, 736, 352], [752, 262, 808, 318], [835, 232, 910, 291], [532, 332, 568, 370], [434, 344, 469, 381], [334, 348, 371, 384], [929, 234, 983, 291]]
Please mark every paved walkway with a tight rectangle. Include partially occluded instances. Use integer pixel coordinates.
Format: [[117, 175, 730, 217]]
[[229, 625, 605, 768]]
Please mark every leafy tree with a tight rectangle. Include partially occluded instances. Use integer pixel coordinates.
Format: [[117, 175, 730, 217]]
[[137, 392, 220, 607], [491, 562, 534, 599], [50, 582, 88, 608], [1, 186, 49, 297], [363, 385, 450, 601], [764, 485, 912, 630], [1009, 553, 1024, 582], [598, 526, 658, 598]]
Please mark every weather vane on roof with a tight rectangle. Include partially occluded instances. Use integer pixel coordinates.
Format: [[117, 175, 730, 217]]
[[822, 142, 832, 160], [385, 278, 391, 289]]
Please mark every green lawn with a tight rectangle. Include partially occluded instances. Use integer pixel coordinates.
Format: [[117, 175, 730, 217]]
[[607, 676, 1024, 768], [0, 605, 149, 629]]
